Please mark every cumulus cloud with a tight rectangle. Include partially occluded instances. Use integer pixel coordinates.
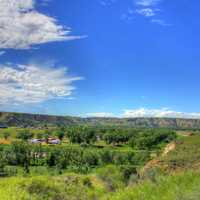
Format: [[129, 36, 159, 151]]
[[86, 112, 114, 118], [122, 108, 200, 119], [0, 0, 82, 49], [0, 64, 83, 104]]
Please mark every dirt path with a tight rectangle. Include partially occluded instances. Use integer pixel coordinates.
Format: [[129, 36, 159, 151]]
[[140, 142, 176, 175], [162, 142, 176, 156]]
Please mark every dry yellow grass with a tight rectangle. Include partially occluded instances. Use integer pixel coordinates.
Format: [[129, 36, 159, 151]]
[[0, 139, 11, 144]]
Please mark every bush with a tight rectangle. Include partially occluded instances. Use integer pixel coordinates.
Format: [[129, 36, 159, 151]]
[[16, 129, 33, 141], [26, 179, 62, 199], [120, 165, 138, 184], [97, 165, 125, 191]]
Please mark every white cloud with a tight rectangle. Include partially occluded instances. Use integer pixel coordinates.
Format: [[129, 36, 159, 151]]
[[0, 51, 5, 56], [0, 64, 83, 104], [99, 0, 116, 6], [151, 19, 171, 26], [136, 0, 161, 7], [136, 8, 157, 17], [122, 108, 200, 119], [0, 0, 82, 49], [134, 0, 170, 26], [86, 112, 114, 118]]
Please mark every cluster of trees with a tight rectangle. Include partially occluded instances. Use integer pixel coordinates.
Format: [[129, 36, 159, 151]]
[[129, 129, 177, 150], [101, 128, 176, 150], [1, 127, 177, 151], [0, 142, 150, 175], [0, 126, 178, 176], [66, 126, 96, 144], [103, 129, 135, 145]]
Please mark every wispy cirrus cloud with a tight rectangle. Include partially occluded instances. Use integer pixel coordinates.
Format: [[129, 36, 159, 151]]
[[134, 0, 170, 26], [99, 0, 116, 6], [105, 0, 169, 26], [0, 63, 83, 105], [0, 0, 83, 49], [122, 108, 200, 119], [135, 8, 158, 17], [151, 19, 171, 26], [135, 0, 162, 18], [136, 0, 161, 7]]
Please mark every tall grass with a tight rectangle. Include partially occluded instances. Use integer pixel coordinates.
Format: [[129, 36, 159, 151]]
[[103, 171, 200, 200], [1, 171, 200, 200]]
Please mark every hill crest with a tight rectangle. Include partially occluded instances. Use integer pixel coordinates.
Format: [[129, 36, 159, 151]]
[[1, 111, 200, 129]]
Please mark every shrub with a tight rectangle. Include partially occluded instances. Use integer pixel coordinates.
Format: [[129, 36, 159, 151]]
[[120, 165, 138, 184], [97, 165, 125, 191], [16, 129, 33, 141]]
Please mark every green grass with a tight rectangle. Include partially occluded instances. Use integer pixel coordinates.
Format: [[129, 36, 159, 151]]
[[160, 135, 200, 171], [103, 171, 200, 200], [1, 170, 200, 200], [0, 173, 106, 200]]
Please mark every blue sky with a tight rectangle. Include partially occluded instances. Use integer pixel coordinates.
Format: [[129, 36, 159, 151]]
[[0, 0, 200, 118]]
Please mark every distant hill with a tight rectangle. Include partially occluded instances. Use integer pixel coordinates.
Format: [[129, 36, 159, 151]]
[[1, 111, 200, 129]]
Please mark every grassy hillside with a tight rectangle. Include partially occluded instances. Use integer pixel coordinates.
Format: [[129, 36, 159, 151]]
[[103, 135, 200, 200], [1, 111, 200, 129], [160, 135, 200, 171], [105, 171, 200, 200], [1, 170, 200, 200], [139, 134, 200, 175], [0, 174, 105, 200]]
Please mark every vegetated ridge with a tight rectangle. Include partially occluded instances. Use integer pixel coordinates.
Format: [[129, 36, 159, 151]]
[[1, 111, 200, 129]]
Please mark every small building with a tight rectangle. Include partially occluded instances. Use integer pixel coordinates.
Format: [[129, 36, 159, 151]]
[[30, 139, 41, 144], [29, 138, 45, 144], [48, 139, 61, 145]]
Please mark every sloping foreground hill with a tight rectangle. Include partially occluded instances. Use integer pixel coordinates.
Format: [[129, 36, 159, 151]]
[[160, 135, 200, 171], [104, 171, 200, 200], [141, 134, 200, 173], [1, 170, 200, 200], [1, 111, 200, 128], [103, 135, 200, 200]]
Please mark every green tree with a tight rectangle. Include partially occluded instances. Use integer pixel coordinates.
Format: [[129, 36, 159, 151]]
[[44, 129, 51, 144], [0, 151, 7, 176], [55, 129, 65, 141], [3, 131, 10, 140], [11, 142, 32, 173], [67, 126, 97, 144], [17, 129, 33, 141]]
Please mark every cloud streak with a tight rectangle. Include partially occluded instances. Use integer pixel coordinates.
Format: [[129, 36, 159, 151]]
[[0, 64, 83, 104], [0, 51, 5, 56], [134, 0, 169, 26], [135, 8, 158, 17], [86, 112, 114, 118], [84, 108, 200, 119], [136, 0, 161, 7], [0, 0, 82, 49]]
